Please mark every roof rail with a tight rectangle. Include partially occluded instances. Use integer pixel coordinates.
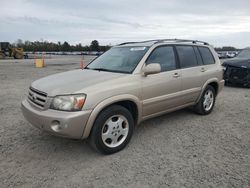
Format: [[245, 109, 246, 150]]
[[118, 40, 160, 46], [118, 42, 139, 45], [118, 39, 209, 46], [154, 39, 209, 45]]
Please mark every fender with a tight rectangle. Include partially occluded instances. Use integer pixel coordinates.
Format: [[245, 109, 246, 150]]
[[196, 78, 219, 103], [81, 94, 142, 139]]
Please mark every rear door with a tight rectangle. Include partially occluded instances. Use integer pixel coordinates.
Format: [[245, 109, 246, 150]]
[[175, 45, 205, 104], [141, 45, 182, 118], [198, 46, 217, 82]]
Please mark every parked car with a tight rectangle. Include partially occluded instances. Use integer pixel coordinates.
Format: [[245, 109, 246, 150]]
[[222, 47, 250, 87], [226, 51, 237, 58], [217, 51, 237, 59], [217, 51, 228, 59], [21, 39, 224, 154]]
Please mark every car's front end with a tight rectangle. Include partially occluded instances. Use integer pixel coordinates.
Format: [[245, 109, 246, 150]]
[[20, 63, 132, 138], [223, 64, 250, 86], [21, 86, 92, 139], [222, 48, 250, 87], [21, 45, 148, 139]]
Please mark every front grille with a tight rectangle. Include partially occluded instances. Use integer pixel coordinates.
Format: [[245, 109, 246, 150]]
[[230, 67, 247, 80], [28, 87, 47, 108], [225, 66, 248, 80]]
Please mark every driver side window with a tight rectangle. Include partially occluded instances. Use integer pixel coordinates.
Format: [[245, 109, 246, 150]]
[[146, 46, 176, 72]]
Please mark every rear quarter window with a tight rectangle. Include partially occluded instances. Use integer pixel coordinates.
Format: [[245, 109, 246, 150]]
[[198, 47, 215, 65]]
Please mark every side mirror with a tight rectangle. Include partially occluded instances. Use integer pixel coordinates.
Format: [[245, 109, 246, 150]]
[[142, 63, 161, 76]]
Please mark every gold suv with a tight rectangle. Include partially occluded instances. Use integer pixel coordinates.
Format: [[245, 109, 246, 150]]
[[21, 39, 224, 154]]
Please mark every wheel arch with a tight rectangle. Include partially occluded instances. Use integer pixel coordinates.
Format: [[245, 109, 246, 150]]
[[81, 94, 142, 139], [196, 78, 219, 103], [208, 82, 218, 96]]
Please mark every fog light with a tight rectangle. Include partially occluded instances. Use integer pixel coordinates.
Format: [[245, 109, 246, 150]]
[[51, 120, 66, 132]]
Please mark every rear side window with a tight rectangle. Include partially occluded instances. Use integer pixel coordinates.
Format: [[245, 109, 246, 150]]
[[176, 46, 198, 68], [146, 46, 176, 72], [198, 47, 215, 65]]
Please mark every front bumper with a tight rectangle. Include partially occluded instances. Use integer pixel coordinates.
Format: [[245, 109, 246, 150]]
[[21, 100, 92, 139]]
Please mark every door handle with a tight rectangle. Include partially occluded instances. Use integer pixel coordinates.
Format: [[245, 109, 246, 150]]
[[173, 72, 180, 78], [201, 67, 206, 72]]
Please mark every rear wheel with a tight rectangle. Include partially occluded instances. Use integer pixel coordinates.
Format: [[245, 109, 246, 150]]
[[14, 53, 23, 59], [89, 105, 134, 154], [0, 52, 5, 59], [194, 85, 216, 115]]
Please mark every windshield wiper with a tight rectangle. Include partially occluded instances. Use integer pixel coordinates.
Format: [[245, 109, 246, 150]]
[[91, 68, 113, 72], [84, 67, 107, 71], [87, 67, 129, 74]]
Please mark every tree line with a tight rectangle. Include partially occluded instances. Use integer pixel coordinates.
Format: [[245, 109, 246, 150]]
[[12, 39, 240, 52], [13, 39, 111, 52]]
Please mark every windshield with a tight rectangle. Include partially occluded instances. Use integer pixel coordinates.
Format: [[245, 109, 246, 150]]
[[236, 49, 250, 59], [86, 46, 149, 73]]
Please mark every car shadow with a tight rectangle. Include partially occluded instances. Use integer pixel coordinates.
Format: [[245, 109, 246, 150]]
[[225, 83, 250, 89], [134, 108, 194, 134], [24, 108, 196, 158]]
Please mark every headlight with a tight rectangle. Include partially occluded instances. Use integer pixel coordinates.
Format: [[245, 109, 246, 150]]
[[50, 94, 86, 111]]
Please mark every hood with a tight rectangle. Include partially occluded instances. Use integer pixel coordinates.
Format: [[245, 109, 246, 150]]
[[31, 69, 126, 96], [222, 58, 250, 68]]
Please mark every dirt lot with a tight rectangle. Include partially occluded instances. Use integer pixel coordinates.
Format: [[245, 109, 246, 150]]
[[0, 56, 249, 188]]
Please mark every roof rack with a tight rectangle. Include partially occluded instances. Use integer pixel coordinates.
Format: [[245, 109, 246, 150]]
[[118, 39, 209, 46], [118, 42, 139, 46], [155, 39, 209, 45]]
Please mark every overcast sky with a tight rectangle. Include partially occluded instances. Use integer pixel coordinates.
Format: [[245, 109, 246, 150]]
[[1, 0, 250, 48]]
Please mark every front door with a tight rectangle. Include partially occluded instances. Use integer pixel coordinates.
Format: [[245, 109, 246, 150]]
[[141, 46, 182, 118]]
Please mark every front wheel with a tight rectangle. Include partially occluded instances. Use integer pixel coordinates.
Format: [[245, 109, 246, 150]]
[[194, 85, 216, 115], [89, 105, 134, 154]]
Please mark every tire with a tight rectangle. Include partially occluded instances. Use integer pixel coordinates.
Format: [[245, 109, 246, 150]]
[[224, 81, 230, 86], [194, 85, 216, 115], [89, 105, 134, 154], [14, 53, 23, 59], [0, 52, 5, 59]]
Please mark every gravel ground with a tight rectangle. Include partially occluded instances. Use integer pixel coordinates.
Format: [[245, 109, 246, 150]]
[[0, 56, 249, 188]]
